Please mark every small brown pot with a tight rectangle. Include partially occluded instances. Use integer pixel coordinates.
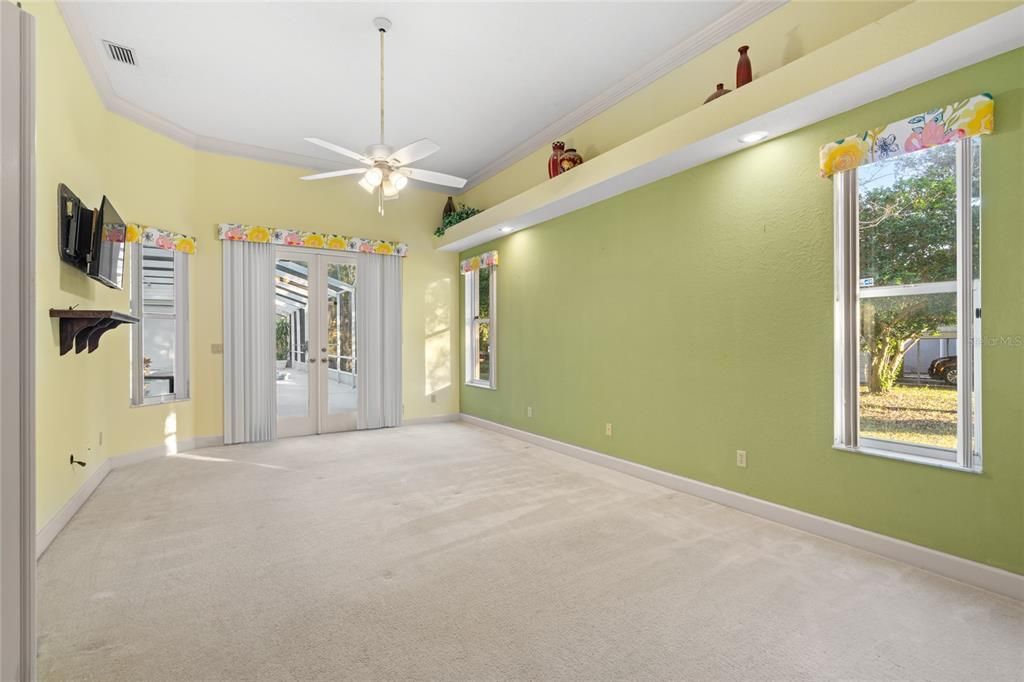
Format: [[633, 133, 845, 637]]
[[559, 148, 583, 173], [704, 83, 731, 104]]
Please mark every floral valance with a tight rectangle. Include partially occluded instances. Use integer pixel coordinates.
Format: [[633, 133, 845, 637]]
[[218, 223, 407, 257], [126, 224, 197, 254], [819, 93, 994, 178], [460, 251, 498, 273]]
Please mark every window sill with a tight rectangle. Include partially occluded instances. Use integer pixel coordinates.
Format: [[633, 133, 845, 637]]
[[465, 381, 496, 391], [131, 396, 191, 409], [832, 443, 980, 474]]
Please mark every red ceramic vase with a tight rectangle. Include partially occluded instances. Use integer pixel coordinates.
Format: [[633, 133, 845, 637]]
[[548, 141, 565, 178], [736, 45, 752, 88]]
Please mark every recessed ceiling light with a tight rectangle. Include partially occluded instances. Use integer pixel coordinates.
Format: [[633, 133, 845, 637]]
[[499, 226, 514, 233], [739, 131, 769, 144]]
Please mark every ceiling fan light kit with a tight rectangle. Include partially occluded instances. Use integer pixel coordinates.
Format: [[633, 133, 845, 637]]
[[300, 17, 467, 216]]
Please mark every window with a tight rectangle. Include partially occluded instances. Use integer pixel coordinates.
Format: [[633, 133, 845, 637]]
[[465, 263, 496, 389], [834, 138, 980, 470], [131, 245, 190, 405]]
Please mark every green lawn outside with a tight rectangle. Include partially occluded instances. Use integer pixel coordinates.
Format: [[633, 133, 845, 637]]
[[859, 384, 957, 449]]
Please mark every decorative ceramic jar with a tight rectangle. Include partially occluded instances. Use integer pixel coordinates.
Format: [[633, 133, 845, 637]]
[[559, 148, 583, 173], [704, 83, 730, 104], [736, 45, 752, 88], [548, 141, 565, 178], [442, 196, 456, 220]]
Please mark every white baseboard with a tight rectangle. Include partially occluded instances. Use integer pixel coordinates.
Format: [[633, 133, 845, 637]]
[[192, 434, 225, 449], [460, 414, 1024, 602], [36, 458, 112, 560], [36, 435, 222, 559], [402, 414, 460, 426]]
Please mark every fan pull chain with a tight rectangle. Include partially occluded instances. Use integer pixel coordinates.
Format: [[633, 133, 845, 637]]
[[378, 24, 386, 215]]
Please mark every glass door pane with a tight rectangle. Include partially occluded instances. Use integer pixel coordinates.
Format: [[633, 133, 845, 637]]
[[275, 255, 316, 437], [323, 259, 357, 430]]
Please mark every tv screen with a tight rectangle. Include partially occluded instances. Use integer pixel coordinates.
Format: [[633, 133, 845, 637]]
[[86, 196, 126, 289]]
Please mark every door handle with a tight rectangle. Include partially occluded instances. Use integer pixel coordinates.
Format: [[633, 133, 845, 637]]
[[308, 357, 317, 363], [321, 347, 327, 353], [321, 358, 327, 363]]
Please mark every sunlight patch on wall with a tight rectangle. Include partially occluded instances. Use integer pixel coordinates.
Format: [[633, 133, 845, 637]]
[[163, 411, 178, 454], [425, 278, 452, 395]]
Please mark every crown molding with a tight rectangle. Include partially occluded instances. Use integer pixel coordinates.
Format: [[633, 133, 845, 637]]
[[59, 0, 195, 150], [458, 0, 786, 193], [57, 0, 342, 174], [57, 0, 784, 186]]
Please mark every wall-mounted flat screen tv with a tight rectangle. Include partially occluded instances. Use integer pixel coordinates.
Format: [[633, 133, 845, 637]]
[[56, 185, 126, 290], [86, 196, 126, 289]]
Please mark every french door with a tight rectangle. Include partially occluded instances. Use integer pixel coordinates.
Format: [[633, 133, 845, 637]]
[[274, 247, 358, 437]]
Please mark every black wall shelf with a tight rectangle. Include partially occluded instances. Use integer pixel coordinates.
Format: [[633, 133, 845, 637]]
[[49, 309, 139, 356]]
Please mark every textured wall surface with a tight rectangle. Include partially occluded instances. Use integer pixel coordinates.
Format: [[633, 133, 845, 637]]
[[461, 50, 1024, 574]]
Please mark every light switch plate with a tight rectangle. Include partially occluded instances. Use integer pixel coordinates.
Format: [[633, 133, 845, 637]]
[[211, 343, 223, 354]]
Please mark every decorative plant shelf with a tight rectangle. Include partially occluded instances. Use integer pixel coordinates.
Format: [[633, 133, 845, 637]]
[[434, 3, 1017, 253], [49, 309, 139, 356]]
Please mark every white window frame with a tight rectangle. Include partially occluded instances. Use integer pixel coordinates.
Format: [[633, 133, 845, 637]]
[[464, 264, 497, 389], [130, 244, 190, 405], [834, 138, 980, 472]]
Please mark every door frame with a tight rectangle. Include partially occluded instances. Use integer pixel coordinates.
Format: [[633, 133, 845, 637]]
[[0, 2, 36, 678], [274, 247, 358, 438]]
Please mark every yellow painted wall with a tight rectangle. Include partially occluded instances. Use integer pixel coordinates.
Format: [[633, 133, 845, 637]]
[[189, 154, 460, 439], [31, 0, 456, 532], [33, 0, 199, 530], [461, 0, 994, 209]]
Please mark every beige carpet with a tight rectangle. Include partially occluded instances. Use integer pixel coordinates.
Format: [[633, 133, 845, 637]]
[[38, 423, 1024, 681]]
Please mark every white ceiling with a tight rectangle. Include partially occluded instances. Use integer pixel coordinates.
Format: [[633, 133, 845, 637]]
[[65, 2, 760, 188]]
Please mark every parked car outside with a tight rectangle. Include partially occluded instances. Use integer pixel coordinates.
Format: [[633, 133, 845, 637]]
[[928, 355, 957, 385]]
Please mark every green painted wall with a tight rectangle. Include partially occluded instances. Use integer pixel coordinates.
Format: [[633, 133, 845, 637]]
[[460, 49, 1024, 575]]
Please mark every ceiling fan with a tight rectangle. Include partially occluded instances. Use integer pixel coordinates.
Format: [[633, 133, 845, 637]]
[[300, 17, 467, 215]]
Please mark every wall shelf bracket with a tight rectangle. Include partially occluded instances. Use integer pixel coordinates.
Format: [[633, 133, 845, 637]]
[[49, 308, 139, 356]]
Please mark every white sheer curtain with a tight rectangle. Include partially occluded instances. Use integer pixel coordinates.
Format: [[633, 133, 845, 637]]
[[223, 241, 277, 443], [356, 252, 402, 429]]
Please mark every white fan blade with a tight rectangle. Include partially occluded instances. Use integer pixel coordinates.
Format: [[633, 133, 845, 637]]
[[300, 169, 367, 181], [305, 137, 371, 164], [404, 167, 467, 189], [388, 138, 440, 167]]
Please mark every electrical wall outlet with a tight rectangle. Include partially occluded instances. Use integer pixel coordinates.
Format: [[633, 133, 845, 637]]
[[605, 423, 613, 436], [430, 394, 437, 403], [736, 450, 747, 468], [527, 406, 533, 418], [210, 343, 224, 354]]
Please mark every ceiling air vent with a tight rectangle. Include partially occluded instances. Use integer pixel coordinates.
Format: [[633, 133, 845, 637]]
[[102, 40, 136, 66]]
